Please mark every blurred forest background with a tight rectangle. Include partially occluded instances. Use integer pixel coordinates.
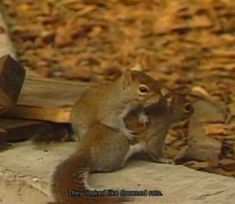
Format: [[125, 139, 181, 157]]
[[1, 0, 235, 177]]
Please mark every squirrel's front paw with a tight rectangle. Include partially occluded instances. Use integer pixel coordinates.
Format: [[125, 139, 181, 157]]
[[158, 158, 175, 164], [122, 128, 137, 142], [138, 114, 150, 128]]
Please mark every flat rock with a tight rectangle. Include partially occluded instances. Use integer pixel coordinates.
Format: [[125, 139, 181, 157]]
[[0, 142, 235, 204]]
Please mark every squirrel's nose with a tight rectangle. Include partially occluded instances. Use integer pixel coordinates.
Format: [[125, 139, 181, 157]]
[[144, 95, 161, 107]]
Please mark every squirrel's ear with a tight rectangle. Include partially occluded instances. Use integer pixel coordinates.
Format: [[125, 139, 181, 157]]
[[122, 69, 133, 89], [160, 88, 170, 97], [122, 64, 143, 89], [166, 95, 173, 105]]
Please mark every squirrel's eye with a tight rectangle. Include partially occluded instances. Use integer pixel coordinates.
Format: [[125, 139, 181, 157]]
[[184, 103, 193, 113], [138, 85, 150, 94]]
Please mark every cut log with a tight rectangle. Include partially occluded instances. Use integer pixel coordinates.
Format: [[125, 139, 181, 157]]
[[0, 10, 77, 122], [4, 77, 90, 122], [0, 128, 7, 148], [0, 118, 71, 143], [0, 13, 26, 114], [5, 105, 71, 123], [17, 77, 90, 108], [0, 55, 25, 114], [0, 119, 46, 142]]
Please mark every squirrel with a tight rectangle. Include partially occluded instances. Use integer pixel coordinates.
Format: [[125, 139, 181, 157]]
[[49, 93, 193, 204], [70, 65, 163, 141], [126, 93, 193, 163]]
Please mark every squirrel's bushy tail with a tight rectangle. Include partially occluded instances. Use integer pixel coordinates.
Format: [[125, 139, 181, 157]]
[[50, 150, 128, 204]]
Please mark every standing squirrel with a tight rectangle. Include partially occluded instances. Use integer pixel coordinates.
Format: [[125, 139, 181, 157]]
[[50, 94, 193, 204], [70, 65, 163, 141], [126, 93, 193, 163]]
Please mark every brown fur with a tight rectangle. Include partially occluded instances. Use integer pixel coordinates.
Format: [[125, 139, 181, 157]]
[[127, 94, 193, 162], [50, 123, 130, 204], [70, 69, 162, 141]]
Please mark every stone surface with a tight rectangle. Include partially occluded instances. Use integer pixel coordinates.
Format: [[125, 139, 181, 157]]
[[0, 141, 235, 204]]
